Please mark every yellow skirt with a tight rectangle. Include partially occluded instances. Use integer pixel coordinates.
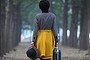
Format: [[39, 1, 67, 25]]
[[36, 30, 55, 59]]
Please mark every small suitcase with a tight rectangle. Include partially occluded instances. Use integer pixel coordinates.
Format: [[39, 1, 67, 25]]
[[53, 43, 61, 60]]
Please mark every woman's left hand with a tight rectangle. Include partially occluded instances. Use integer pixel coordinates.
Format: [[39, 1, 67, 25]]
[[30, 42, 34, 48]]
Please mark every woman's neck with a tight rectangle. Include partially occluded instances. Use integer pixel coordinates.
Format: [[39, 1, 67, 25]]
[[42, 11, 49, 13]]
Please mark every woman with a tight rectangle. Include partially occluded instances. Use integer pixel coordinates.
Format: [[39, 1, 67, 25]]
[[31, 0, 58, 60]]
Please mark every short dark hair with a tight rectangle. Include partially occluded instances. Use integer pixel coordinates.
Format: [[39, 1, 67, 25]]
[[39, 0, 50, 12]]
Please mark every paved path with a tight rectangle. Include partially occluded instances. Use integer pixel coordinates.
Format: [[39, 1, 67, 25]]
[[0, 43, 90, 60]]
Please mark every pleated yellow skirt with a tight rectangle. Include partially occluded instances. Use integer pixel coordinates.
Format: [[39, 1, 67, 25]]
[[36, 30, 55, 59]]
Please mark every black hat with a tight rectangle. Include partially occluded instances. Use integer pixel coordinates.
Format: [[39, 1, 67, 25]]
[[26, 46, 39, 59]]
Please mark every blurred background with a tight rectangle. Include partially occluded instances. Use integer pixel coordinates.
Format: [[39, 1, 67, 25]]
[[0, 0, 90, 57]]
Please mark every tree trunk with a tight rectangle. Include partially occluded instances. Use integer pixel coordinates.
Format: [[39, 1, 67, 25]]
[[69, 0, 79, 48], [62, 0, 68, 45], [79, 0, 89, 50], [0, 0, 2, 56], [5, 0, 11, 53], [0, 0, 21, 56], [87, 0, 90, 50], [87, 0, 90, 35], [0, 0, 6, 56]]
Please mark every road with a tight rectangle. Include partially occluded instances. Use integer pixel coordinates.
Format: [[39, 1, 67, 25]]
[[0, 43, 90, 60]]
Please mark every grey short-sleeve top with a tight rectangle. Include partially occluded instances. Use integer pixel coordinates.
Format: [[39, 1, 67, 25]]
[[33, 12, 58, 43]]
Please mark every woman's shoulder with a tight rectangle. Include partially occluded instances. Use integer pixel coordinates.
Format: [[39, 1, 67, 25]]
[[49, 12, 56, 17], [35, 12, 56, 18], [35, 13, 42, 17]]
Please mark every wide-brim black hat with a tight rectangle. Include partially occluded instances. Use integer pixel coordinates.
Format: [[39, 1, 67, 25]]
[[26, 46, 39, 59]]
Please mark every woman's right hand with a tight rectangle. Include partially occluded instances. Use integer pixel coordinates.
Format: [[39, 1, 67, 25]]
[[30, 42, 34, 48], [56, 42, 58, 47], [55, 42, 58, 47]]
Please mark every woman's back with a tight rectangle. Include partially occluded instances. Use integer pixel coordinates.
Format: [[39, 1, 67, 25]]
[[35, 12, 56, 30]]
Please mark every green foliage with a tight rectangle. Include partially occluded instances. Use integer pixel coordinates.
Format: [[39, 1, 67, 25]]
[[13, 0, 81, 28], [68, 0, 81, 29], [50, 0, 64, 27], [13, 0, 64, 27], [22, 0, 40, 27], [13, 0, 41, 27]]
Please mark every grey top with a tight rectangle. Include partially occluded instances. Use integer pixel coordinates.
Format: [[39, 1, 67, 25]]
[[33, 12, 58, 43]]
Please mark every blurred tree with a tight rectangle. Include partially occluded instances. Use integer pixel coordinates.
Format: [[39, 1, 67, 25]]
[[0, 0, 6, 56], [62, 0, 68, 45], [79, 0, 89, 50], [86, 0, 90, 53], [0, 0, 23, 56], [50, 0, 63, 27], [69, 0, 81, 48], [20, 0, 40, 28]]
